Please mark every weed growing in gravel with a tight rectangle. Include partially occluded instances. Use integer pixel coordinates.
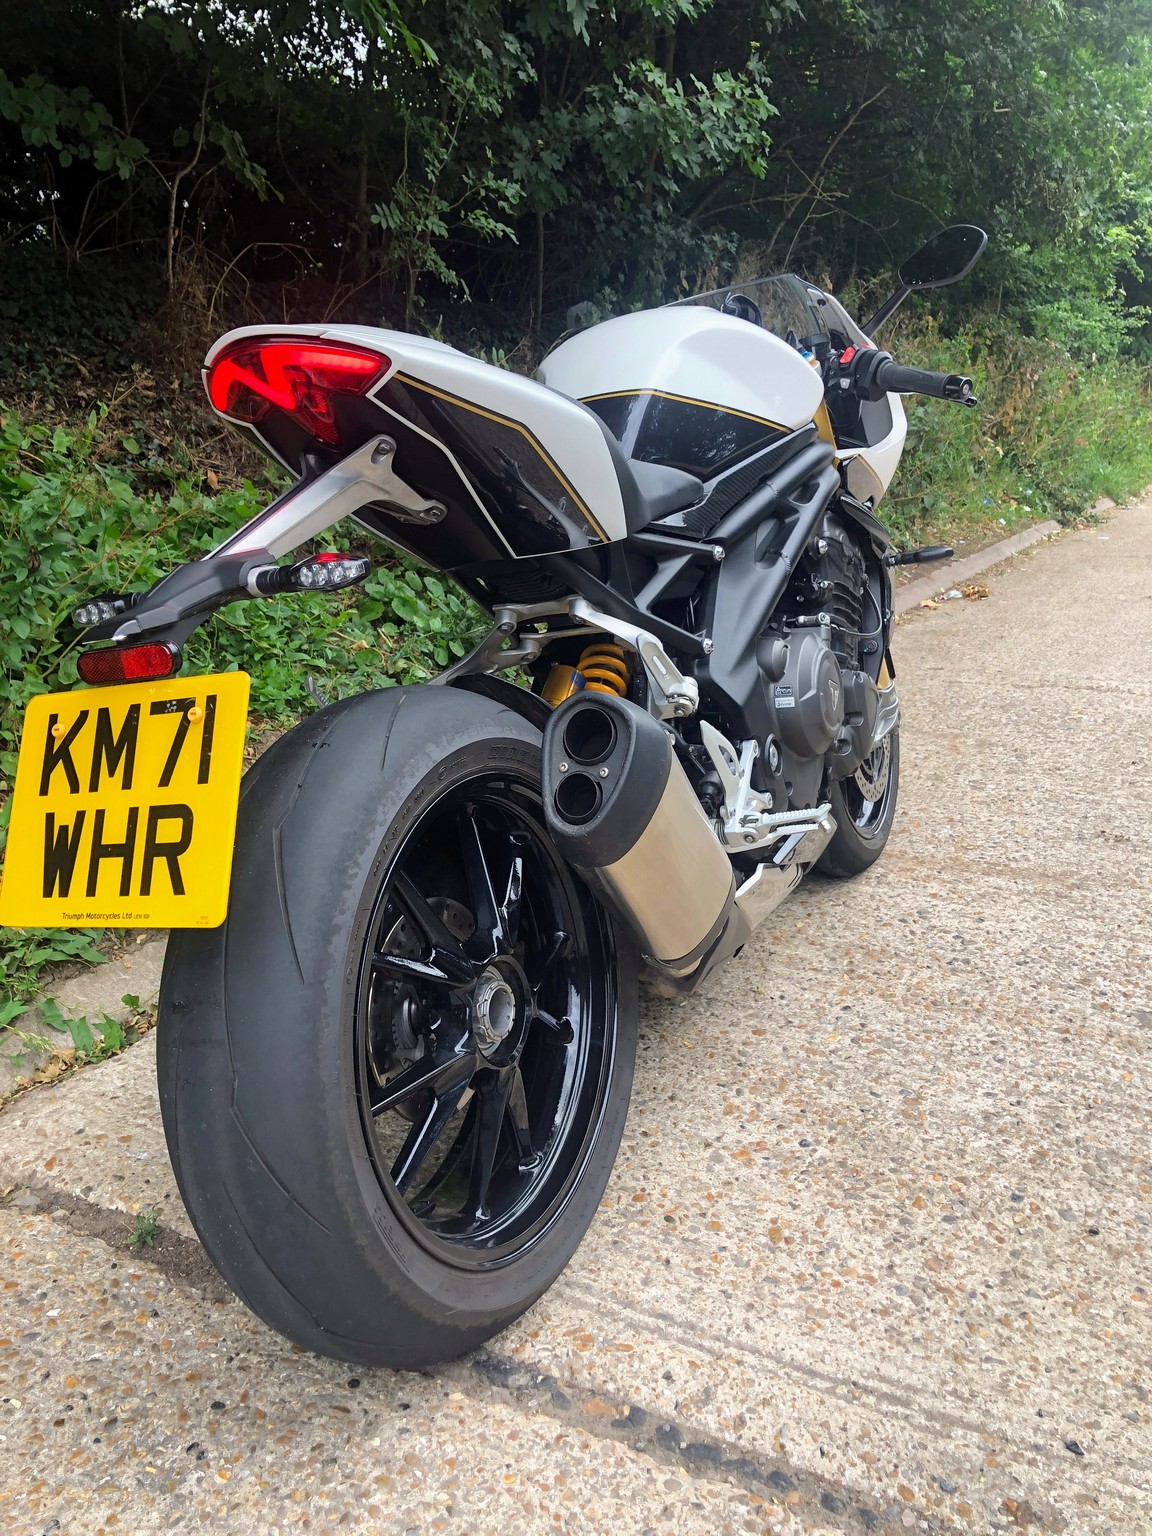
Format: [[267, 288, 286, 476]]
[[2, 994, 155, 1086], [0, 926, 105, 1014], [129, 1207, 161, 1248]]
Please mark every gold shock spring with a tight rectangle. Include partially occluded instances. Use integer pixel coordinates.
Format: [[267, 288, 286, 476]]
[[576, 642, 629, 697]]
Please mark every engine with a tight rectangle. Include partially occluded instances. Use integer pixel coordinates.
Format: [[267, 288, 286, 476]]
[[754, 517, 880, 808]]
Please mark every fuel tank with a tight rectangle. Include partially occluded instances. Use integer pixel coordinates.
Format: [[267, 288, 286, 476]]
[[539, 307, 824, 479]]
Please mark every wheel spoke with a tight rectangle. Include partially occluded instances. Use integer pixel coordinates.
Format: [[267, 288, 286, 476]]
[[499, 854, 524, 952], [391, 1076, 473, 1197], [372, 951, 464, 988], [391, 873, 476, 984], [466, 1067, 516, 1220], [505, 1067, 538, 1168], [526, 929, 569, 992], [459, 812, 504, 961], [369, 1046, 476, 1117], [533, 1008, 575, 1044]]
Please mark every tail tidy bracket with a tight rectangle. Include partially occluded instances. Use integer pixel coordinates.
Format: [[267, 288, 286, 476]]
[[84, 435, 437, 646], [210, 435, 444, 565]]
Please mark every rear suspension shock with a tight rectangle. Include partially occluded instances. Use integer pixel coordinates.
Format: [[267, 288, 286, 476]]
[[539, 641, 630, 706]]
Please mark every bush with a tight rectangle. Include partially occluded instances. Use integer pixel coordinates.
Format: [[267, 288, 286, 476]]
[[878, 310, 1152, 545], [0, 405, 486, 1005]]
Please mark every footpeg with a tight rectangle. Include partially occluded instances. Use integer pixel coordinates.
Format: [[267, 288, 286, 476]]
[[734, 810, 836, 929], [883, 545, 953, 566]]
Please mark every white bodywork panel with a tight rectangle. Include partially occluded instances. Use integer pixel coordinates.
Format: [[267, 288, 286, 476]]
[[839, 393, 908, 505], [205, 322, 631, 545], [821, 298, 909, 505], [207, 303, 913, 538], [539, 307, 824, 431]]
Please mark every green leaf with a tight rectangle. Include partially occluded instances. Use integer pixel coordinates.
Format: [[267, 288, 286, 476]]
[[99, 1015, 125, 1052], [0, 998, 27, 1028], [65, 1014, 95, 1053], [39, 999, 70, 1033]]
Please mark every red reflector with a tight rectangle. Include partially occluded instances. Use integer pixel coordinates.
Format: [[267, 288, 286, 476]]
[[77, 643, 180, 686], [205, 339, 388, 447]]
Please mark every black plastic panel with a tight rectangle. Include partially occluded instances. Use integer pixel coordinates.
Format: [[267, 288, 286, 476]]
[[583, 390, 789, 478], [230, 372, 612, 570]]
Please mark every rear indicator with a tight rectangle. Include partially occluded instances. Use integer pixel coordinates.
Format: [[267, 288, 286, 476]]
[[205, 340, 388, 447], [291, 553, 371, 590], [252, 552, 372, 595], [72, 593, 133, 628], [77, 643, 181, 686]]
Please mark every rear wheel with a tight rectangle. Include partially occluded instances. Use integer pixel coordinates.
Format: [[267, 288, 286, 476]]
[[817, 728, 900, 878], [157, 686, 636, 1368]]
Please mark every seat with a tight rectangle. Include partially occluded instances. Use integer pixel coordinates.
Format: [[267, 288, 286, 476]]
[[627, 458, 705, 522], [593, 417, 704, 532]]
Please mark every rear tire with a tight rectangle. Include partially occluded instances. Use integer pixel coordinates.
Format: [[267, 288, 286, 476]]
[[156, 685, 637, 1369], [817, 728, 900, 878]]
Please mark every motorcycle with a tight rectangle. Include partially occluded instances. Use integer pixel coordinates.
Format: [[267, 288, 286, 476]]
[[0, 224, 986, 1367]]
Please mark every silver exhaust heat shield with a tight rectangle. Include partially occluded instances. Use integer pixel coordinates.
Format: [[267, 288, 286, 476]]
[[734, 809, 836, 929], [542, 695, 746, 985]]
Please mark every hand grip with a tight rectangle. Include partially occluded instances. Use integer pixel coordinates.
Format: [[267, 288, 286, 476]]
[[873, 358, 975, 403]]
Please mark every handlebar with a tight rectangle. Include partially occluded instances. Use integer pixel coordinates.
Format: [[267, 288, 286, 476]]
[[841, 347, 977, 407], [872, 356, 975, 403]]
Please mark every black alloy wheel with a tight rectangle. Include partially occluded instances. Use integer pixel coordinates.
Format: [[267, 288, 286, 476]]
[[817, 727, 901, 878], [358, 777, 616, 1264], [840, 732, 895, 833], [157, 685, 637, 1368]]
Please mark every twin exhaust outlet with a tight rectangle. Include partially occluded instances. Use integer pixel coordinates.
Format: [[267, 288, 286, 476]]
[[541, 694, 834, 992]]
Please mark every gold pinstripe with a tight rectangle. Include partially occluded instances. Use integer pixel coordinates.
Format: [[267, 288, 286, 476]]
[[579, 388, 790, 435], [398, 374, 610, 542]]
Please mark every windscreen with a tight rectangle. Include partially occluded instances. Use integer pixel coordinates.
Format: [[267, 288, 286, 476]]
[[668, 273, 872, 349]]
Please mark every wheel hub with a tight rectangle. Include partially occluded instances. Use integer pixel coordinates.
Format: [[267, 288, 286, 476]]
[[472, 971, 519, 1055]]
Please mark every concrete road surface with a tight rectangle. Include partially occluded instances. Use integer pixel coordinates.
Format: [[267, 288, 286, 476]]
[[1, 504, 1150, 1535]]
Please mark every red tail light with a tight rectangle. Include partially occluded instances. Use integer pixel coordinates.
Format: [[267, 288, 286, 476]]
[[78, 643, 181, 685], [206, 339, 388, 447]]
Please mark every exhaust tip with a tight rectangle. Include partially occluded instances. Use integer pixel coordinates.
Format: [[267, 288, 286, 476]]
[[554, 771, 602, 825], [562, 705, 617, 767]]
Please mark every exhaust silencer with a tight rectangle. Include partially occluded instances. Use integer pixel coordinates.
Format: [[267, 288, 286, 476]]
[[543, 694, 744, 981]]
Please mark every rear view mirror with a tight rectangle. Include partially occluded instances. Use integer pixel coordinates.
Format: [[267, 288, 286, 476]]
[[899, 226, 988, 289], [866, 224, 988, 334]]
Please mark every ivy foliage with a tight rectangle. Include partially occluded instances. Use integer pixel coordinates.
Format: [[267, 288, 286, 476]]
[[0, 406, 485, 786]]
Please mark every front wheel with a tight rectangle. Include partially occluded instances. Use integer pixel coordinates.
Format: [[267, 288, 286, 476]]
[[817, 728, 900, 878], [156, 686, 637, 1369]]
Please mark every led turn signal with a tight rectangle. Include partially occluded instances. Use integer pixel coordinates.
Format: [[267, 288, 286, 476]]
[[252, 552, 372, 595], [72, 594, 133, 628]]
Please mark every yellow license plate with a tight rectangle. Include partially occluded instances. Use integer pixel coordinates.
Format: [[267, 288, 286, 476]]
[[0, 672, 250, 929]]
